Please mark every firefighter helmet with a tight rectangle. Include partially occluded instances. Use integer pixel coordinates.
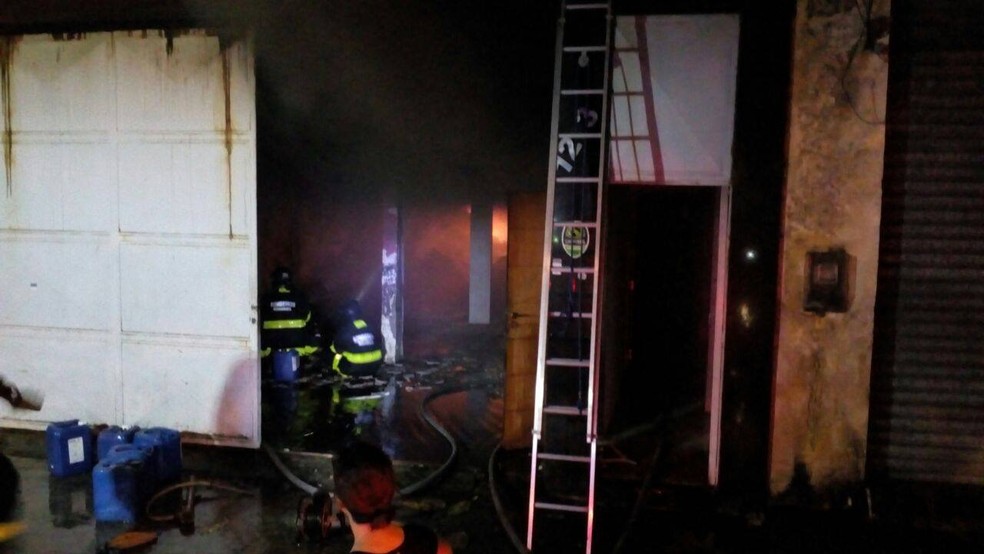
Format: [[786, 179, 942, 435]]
[[340, 299, 362, 320], [271, 266, 292, 286]]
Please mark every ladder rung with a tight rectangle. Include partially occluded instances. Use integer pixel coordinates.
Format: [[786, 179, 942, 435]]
[[565, 3, 609, 10], [538, 452, 592, 463], [535, 502, 589, 514], [553, 221, 598, 228], [558, 132, 603, 140], [548, 311, 592, 319], [555, 176, 601, 183], [560, 89, 605, 95], [562, 46, 608, 53], [548, 267, 595, 276], [543, 405, 587, 416], [548, 266, 594, 274], [545, 358, 590, 367]]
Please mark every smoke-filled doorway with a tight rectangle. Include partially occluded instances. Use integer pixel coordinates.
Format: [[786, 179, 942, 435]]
[[402, 201, 509, 362], [599, 184, 721, 487]]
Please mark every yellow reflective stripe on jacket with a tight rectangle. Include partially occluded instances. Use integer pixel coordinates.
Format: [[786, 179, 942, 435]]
[[263, 318, 307, 330], [262, 311, 310, 329], [342, 349, 382, 364], [340, 396, 382, 415], [353, 320, 367, 329]]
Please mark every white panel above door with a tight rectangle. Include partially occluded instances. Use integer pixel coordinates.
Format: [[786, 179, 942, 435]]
[[610, 15, 740, 186]]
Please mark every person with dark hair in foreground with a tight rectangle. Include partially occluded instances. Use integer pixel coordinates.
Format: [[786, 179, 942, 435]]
[[333, 440, 452, 554]]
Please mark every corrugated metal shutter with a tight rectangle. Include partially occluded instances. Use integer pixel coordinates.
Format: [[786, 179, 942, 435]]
[[868, 0, 984, 484]]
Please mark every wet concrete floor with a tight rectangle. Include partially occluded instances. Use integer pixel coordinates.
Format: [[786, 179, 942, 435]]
[[0, 355, 524, 554], [3, 354, 984, 553]]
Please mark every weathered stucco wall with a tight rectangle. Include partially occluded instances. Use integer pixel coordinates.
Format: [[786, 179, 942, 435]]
[[771, 0, 890, 496]]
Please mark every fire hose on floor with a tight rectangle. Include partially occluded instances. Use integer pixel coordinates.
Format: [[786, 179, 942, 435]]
[[271, 384, 464, 543], [267, 379, 544, 552]]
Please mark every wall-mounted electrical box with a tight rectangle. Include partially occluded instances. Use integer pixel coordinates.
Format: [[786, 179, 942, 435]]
[[804, 248, 850, 315]]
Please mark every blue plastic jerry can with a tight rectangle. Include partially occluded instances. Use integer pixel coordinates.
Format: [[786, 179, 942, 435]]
[[45, 420, 94, 477], [92, 448, 150, 523], [105, 444, 157, 488], [96, 425, 140, 462], [272, 349, 300, 382], [133, 427, 182, 485]]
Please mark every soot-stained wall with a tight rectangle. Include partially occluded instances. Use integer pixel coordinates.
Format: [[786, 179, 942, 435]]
[[770, 0, 890, 496]]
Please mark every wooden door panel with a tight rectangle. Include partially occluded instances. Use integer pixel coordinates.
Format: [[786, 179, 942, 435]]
[[503, 192, 545, 449]]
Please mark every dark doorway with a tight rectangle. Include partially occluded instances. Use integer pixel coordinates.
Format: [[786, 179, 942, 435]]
[[600, 184, 719, 486]]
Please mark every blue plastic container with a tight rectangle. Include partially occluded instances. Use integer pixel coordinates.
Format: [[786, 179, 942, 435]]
[[107, 443, 153, 458], [96, 425, 140, 461], [133, 427, 182, 484], [106, 444, 157, 485], [272, 349, 300, 382], [45, 420, 94, 477], [92, 447, 151, 523]]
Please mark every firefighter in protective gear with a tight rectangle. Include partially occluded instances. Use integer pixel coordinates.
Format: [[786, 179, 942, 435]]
[[329, 299, 384, 379], [259, 266, 322, 359]]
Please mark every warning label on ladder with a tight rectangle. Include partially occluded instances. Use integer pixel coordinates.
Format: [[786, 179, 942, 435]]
[[560, 226, 590, 259]]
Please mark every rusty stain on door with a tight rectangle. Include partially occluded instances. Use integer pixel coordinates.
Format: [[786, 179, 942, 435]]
[[221, 38, 233, 239], [0, 36, 14, 197]]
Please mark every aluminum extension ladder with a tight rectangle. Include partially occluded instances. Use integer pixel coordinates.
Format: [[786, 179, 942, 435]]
[[526, 1, 613, 553]]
